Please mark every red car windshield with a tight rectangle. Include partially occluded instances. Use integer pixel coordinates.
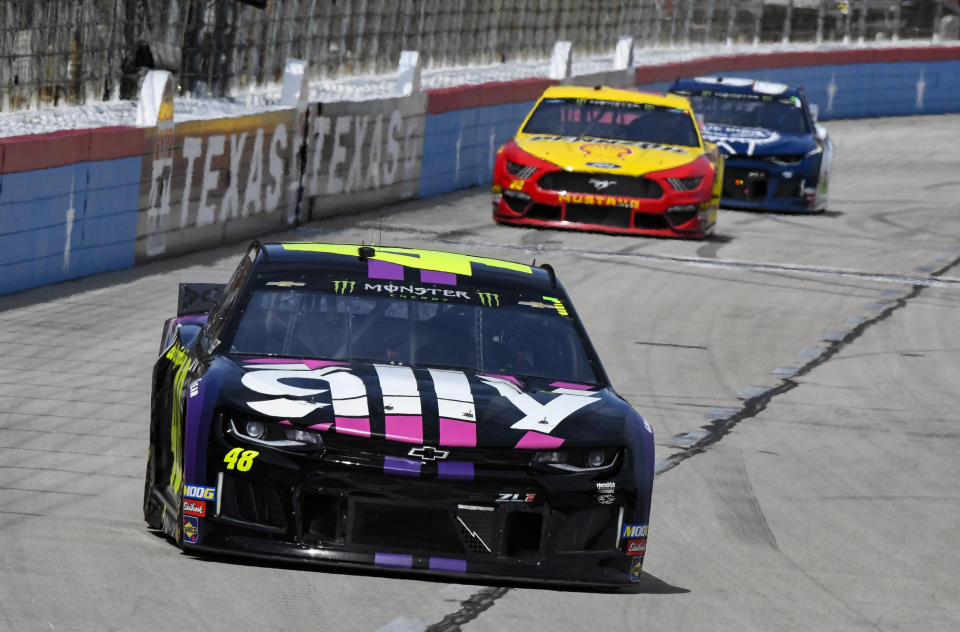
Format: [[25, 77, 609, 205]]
[[522, 97, 701, 147]]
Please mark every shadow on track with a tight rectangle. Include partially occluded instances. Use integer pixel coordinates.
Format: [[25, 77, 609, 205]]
[[157, 535, 688, 595]]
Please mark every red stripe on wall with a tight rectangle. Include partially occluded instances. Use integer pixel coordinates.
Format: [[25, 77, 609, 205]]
[[0, 126, 143, 174], [426, 78, 558, 114], [635, 46, 960, 84], [89, 126, 145, 162]]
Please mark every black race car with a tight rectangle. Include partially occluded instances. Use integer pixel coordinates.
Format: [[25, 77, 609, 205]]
[[143, 241, 654, 586]]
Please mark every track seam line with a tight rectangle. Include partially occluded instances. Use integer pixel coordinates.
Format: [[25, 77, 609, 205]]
[[422, 252, 960, 632]]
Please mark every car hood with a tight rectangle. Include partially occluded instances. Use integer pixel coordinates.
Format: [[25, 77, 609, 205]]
[[700, 122, 816, 157], [212, 356, 640, 450], [515, 133, 697, 175]]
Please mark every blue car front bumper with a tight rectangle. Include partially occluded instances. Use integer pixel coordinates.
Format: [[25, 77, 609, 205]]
[[720, 158, 821, 212]]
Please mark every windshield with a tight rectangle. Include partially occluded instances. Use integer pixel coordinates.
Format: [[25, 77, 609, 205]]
[[228, 288, 599, 383], [522, 97, 701, 147], [686, 93, 809, 135]]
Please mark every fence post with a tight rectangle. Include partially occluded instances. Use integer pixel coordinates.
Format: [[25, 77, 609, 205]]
[[857, 0, 868, 43], [816, 0, 825, 44], [892, 0, 901, 41], [753, 0, 765, 45], [652, 0, 663, 46], [549, 40, 573, 80], [725, 0, 737, 45], [932, 0, 944, 42], [782, 0, 793, 43], [280, 58, 309, 106], [396, 50, 421, 95], [683, 0, 695, 45], [842, 1, 852, 43], [0, 2, 8, 111], [703, 0, 716, 43], [614, 36, 634, 69]]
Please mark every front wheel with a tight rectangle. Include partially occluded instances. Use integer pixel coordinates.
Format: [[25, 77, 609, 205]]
[[142, 446, 163, 530]]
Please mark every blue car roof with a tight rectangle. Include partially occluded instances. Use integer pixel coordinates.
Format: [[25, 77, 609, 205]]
[[669, 76, 805, 100]]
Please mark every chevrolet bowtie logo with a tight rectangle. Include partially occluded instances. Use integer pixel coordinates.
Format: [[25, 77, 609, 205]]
[[589, 178, 616, 191], [408, 446, 450, 462]]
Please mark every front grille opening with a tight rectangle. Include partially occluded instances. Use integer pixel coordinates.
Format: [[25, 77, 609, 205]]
[[775, 179, 801, 198], [504, 511, 542, 559], [724, 169, 768, 201], [300, 491, 340, 544], [555, 507, 618, 552], [220, 474, 286, 529], [666, 207, 698, 225], [632, 212, 670, 230], [538, 172, 663, 198], [456, 508, 498, 556], [565, 204, 632, 228], [525, 203, 561, 220], [351, 502, 464, 555], [502, 191, 530, 213]]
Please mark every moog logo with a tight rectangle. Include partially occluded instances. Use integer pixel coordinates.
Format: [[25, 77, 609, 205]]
[[621, 524, 648, 539], [184, 485, 216, 501]]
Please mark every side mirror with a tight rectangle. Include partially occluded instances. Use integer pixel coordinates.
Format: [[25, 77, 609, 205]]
[[809, 103, 819, 123]]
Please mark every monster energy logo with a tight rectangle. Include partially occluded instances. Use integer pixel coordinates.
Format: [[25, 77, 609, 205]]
[[333, 280, 356, 294], [476, 292, 500, 307]]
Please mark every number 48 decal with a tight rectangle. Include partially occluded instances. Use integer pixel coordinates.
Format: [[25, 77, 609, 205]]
[[224, 447, 259, 471]]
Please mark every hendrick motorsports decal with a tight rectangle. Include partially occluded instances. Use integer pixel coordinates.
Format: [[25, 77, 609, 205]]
[[701, 123, 781, 156]]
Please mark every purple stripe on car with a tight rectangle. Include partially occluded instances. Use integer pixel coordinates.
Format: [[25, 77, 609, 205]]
[[421, 269, 457, 285], [375, 553, 413, 568], [242, 358, 346, 369], [549, 380, 594, 391], [368, 259, 405, 280], [438, 461, 474, 481], [429, 557, 467, 573], [384, 456, 421, 477]]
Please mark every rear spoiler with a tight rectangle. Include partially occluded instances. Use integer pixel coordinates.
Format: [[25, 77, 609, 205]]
[[178, 283, 225, 316]]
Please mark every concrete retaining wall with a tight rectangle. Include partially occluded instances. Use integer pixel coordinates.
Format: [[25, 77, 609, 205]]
[[0, 127, 142, 296], [2, 45, 959, 297], [301, 95, 427, 220], [136, 109, 300, 262]]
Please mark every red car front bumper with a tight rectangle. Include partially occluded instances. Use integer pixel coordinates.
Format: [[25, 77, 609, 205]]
[[491, 157, 718, 239]]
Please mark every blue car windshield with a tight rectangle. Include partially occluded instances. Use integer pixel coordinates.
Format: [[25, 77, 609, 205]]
[[228, 289, 599, 383], [686, 94, 809, 135], [522, 97, 701, 147]]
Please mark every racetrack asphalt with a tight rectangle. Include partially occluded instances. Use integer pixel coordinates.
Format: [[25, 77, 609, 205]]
[[0, 114, 958, 631]]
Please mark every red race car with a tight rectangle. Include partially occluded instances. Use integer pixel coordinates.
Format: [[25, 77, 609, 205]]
[[492, 85, 723, 238]]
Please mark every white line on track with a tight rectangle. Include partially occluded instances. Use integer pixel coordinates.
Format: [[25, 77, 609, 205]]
[[362, 229, 960, 289]]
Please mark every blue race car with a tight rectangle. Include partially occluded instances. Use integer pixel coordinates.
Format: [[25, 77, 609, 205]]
[[669, 76, 833, 212]]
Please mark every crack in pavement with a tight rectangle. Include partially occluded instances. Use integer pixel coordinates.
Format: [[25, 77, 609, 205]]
[[423, 247, 960, 632]]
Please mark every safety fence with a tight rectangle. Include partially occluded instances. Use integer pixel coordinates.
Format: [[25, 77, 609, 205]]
[[3, 44, 960, 298], [2, 0, 958, 111]]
